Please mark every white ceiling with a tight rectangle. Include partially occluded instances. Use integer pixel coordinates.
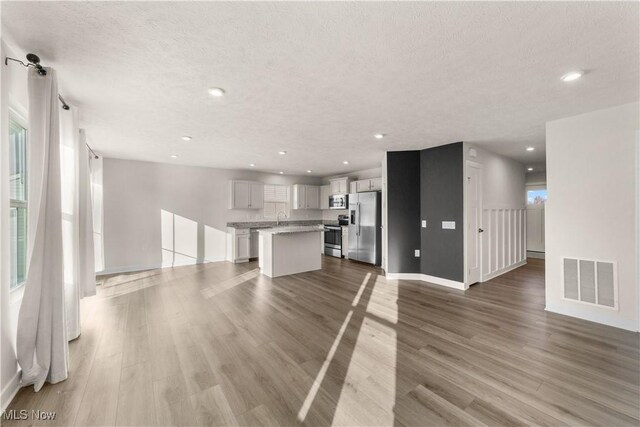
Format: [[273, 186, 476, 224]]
[[2, 2, 638, 176]]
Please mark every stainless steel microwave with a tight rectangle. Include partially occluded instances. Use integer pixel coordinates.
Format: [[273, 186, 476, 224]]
[[329, 194, 349, 210]]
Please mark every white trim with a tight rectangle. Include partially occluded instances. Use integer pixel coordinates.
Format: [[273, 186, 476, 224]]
[[527, 251, 545, 259], [545, 304, 638, 332], [97, 262, 164, 276], [386, 273, 467, 290], [481, 259, 526, 282], [1, 370, 20, 411], [464, 160, 483, 287]]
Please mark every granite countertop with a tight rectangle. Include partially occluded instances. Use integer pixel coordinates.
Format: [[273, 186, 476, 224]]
[[258, 225, 325, 235], [227, 220, 339, 229]]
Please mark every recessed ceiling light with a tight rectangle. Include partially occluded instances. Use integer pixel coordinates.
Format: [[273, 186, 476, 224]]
[[181, 136, 192, 141], [278, 151, 287, 155], [343, 161, 349, 165], [171, 155, 178, 158], [208, 87, 226, 97], [527, 167, 534, 171], [374, 133, 385, 139], [249, 163, 256, 167], [526, 147, 535, 152], [279, 171, 284, 174], [306, 170, 312, 173], [561, 71, 583, 82]]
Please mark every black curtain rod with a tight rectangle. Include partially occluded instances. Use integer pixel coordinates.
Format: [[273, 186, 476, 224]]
[[5, 54, 98, 159], [5, 55, 70, 110]]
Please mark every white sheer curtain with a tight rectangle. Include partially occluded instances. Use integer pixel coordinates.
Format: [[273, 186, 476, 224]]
[[17, 67, 67, 391], [60, 107, 96, 340], [77, 129, 97, 297], [89, 151, 104, 272]]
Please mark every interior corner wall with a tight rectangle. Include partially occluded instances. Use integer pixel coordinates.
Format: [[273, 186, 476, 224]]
[[102, 158, 323, 274], [385, 151, 421, 274], [545, 102, 639, 331], [420, 142, 464, 282]]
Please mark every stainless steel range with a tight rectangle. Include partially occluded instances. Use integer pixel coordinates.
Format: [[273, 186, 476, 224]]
[[324, 215, 349, 258]]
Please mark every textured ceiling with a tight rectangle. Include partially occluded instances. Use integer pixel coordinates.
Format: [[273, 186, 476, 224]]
[[2, 2, 638, 175]]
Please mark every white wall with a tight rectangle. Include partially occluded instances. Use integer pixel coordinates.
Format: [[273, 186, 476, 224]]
[[526, 171, 547, 185], [464, 144, 527, 282], [546, 102, 639, 331], [1, 41, 28, 410], [102, 158, 323, 273]]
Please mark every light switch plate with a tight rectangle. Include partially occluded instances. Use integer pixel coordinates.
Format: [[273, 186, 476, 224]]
[[414, 249, 420, 257], [442, 221, 456, 230], [421, 220, 427, 228]]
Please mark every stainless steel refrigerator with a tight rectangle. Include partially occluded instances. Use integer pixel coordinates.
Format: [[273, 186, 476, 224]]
[[348, 191, 382, 265]]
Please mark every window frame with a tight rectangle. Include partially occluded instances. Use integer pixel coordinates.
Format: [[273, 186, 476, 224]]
[[8, 108, 28, 292]]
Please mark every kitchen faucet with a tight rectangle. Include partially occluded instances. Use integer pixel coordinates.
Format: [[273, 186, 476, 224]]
[[276, 211, 287, 226]]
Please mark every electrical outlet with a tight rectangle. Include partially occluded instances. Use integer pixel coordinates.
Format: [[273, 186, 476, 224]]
[[414, 249, 420, 257], [421, 220, 427, 228]]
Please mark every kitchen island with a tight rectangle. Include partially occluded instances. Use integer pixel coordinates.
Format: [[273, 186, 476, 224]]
[[258, 225, 324, 278]]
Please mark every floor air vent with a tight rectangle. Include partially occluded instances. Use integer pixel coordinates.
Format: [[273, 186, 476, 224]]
[[563, 258, 617, 309]]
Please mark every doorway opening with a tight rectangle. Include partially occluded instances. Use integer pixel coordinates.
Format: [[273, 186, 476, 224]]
[[526, 184, 546, 259]]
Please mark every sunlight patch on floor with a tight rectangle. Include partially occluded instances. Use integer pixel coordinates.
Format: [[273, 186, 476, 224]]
[[200, 268, 260, 299], [297, 273, 371, 422], [331, 317, 397, 426]]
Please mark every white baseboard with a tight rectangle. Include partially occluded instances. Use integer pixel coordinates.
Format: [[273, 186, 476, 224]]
[[386, 273, 467, 290], [97, 263, 164, 276], [545, 303, 639, 332], [481, 259, 527, 282], [527, 251, 545, 259], [1, 370, 20, 411]]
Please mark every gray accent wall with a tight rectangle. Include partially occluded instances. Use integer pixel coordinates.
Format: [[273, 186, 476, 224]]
[[420, 142, 464, 282], [386, 151, 421, 274]]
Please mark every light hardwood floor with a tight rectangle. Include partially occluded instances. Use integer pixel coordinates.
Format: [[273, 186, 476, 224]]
[[3, 257, 639, 426]]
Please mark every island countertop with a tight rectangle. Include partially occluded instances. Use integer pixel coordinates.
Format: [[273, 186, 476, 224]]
[[257, 225, 324, 235]]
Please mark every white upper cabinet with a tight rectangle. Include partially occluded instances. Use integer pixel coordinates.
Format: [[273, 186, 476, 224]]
[[356, 179, 370, 193], [229, 180, 264, 209], [350, 177, 383, 193], [369, 177, 382, 191], [292, 184, 306, 210], [320, 185, 330, 210], [306, 186, 320, 209], [250, 182, 264, 209], [329, 177, 351, 195], [292, 184, 320, 210]]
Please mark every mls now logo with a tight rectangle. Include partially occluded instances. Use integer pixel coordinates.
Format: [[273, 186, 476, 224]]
[[2, 410, 56, 421]]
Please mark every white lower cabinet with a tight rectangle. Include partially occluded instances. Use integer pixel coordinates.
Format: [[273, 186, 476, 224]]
[[235, 234, 250, 262], [229, 228, 251, 263]]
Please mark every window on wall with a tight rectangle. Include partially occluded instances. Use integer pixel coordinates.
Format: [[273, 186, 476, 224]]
[[9, 114, 28, 290], [263, 184, 290, 219], [527, 188, 548, 205]]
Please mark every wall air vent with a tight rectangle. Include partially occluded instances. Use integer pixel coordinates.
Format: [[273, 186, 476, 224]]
[[563, 258, 617, 309]]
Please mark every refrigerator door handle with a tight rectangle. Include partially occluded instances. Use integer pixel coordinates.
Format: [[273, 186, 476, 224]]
[[357, 202, 361, 236]]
